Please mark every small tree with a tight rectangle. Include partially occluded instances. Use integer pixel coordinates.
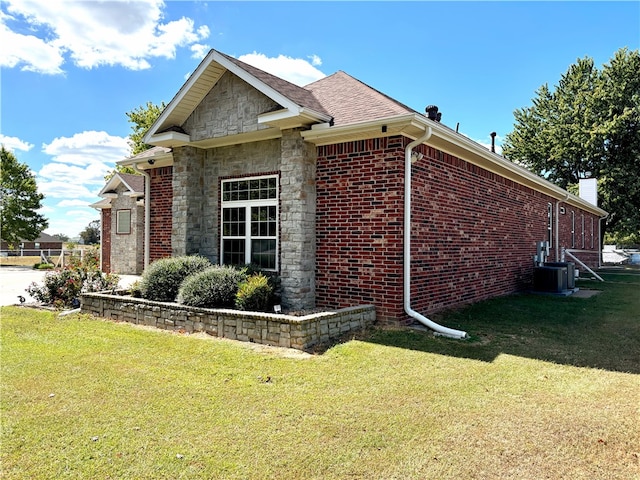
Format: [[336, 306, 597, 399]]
[[79, 220, 101, 245], [51, 233, 70, 242], [0, 146, 49, 248], [126, 101, 166, 156]]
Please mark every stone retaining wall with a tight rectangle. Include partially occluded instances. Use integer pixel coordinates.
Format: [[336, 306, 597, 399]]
[[81, 292, 375, 350]]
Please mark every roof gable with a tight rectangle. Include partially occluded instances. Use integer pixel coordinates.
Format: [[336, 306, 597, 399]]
[[144, 49, 332, 147], [98, 172, 145, 197]]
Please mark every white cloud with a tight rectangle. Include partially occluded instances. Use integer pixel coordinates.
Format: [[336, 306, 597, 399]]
[[0, 0, 210, 74], [190, 43, 210, 59], [238, 52, 326, 86], [0, 134, 34, 152], [308, 54, 322, 67], [38, 130, 129, 202], [43, 131, 129, 167]]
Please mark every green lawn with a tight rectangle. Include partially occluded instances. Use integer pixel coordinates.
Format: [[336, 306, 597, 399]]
[[2, 269, 638, 479]]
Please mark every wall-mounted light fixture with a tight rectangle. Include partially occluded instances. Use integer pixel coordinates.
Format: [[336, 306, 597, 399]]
[[411, 152, 424, 164], [147, 159, 155, 165]]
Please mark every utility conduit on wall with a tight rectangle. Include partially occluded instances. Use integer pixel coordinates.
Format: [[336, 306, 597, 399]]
[[404, 126, 468, 339]]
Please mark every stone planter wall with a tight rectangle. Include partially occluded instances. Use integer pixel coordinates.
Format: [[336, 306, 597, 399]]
[[81, 292, 375, 351]]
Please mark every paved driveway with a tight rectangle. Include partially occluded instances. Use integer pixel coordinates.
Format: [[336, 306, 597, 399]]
[[0, 266, 140, 307]]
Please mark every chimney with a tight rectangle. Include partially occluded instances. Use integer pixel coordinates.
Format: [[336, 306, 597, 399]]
[[579, 178, 598, 206], [426, 105, 441, 122]]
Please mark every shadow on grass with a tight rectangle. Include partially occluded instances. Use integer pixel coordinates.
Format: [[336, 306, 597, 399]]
[[361, 267, 640, 374]]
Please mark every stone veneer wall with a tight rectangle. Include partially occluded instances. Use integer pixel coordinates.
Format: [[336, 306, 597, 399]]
[[109, 184, 144, 274], [279, 129, 317, 310], [81, 292, 375, 351]]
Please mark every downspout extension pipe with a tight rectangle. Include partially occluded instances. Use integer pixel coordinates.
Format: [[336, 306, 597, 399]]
[[404, 127, 468, 339], [132, 163, 151, 270]]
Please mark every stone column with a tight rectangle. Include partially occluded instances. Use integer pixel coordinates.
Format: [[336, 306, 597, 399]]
[[172, 146, 204, 256], [279, 129, 317, 310]]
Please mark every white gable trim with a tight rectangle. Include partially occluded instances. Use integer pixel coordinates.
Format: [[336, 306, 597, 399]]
[[144, 50, 330, 146]]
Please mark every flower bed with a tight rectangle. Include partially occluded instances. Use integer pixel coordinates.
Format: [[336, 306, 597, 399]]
[[81, 291, 375, 351]]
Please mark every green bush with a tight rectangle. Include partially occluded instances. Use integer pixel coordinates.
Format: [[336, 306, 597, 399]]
[[26, 248, 119, 309], [235, 274, 274, 312], [139, 256, 212, 302], [177, 266, 247, 308]]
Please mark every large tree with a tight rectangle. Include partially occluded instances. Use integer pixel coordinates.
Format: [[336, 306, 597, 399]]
[[126, 100, 166, 156], [79, 219, 101, 245], [0, 146, 49, 247], [502, 48, 640, 244]]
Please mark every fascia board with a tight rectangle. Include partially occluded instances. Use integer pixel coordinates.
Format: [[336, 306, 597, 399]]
[[145, 131, 191, 148], [118, 152, 174, 170], [302, 113, 607, 217]]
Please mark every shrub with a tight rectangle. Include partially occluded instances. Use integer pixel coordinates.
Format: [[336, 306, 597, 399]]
[[177, 266, 247, 308], [235, 274, 274, 312], [26, 248, 119, 309], [139, 256, 212, 302]]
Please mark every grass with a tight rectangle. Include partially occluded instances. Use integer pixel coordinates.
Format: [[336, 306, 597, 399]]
[[1, 268, 638, 479]]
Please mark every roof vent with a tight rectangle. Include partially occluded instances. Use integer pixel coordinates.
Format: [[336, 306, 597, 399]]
[[426, 105, 442, 122]]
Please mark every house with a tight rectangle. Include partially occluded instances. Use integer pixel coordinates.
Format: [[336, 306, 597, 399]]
[[95, 49, 607, 332], [91, 172, 146, 274], [0, 231, 63, 256]]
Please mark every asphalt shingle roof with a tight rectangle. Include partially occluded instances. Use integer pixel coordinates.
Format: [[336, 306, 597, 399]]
[[305, 71, 418, 126]]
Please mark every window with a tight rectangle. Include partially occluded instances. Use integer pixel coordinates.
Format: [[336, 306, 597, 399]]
[[581, 214, 585, 249], [116, 210, 131, 234], [590, 218, 594, 249], [571, 211, 575, 248], [547, 203, 553, 246], [221, 175, 278, 270]]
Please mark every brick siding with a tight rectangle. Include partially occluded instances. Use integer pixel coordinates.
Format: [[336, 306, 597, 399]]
[[316, 135, 602, 325], [149, 166, 173, 262]]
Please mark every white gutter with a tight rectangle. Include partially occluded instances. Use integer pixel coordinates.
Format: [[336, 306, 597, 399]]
[[404, 126, 468, 339], [132, 163, 151, 270]]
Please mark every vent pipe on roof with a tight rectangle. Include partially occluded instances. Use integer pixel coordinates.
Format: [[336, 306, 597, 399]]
[[425, 105, 442, 122], [490, 132, 497, 153]]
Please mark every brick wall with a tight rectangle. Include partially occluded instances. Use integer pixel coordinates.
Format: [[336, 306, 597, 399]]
[[316, 136, 406, 323], [149, 166, 173, 262], [316, 135, 602, 325]]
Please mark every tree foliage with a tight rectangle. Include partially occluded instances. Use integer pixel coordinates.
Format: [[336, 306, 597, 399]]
[[104, 101, 166, 181], [502, 48, 640, 243], [125, 101, 166, 156], [79, 219, 101, 245], [0, 145, 49, 247]]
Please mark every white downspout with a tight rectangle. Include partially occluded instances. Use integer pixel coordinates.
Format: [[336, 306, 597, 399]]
[[404, 127, 468, 339], [132, 163, 151, 270]]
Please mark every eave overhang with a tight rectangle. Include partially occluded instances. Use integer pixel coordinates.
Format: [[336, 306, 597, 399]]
[[302, 113, 608, 218], [118, 150, 174, 171]]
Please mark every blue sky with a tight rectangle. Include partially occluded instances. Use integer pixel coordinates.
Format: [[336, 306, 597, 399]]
[[1, 1, 638, 238]]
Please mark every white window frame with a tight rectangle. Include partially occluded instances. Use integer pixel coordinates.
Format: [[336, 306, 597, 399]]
[[571, 211, 575, 248], [547, 203, 553, 246], [116, 209, 131, 235], [220, 175, 279, 271]]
